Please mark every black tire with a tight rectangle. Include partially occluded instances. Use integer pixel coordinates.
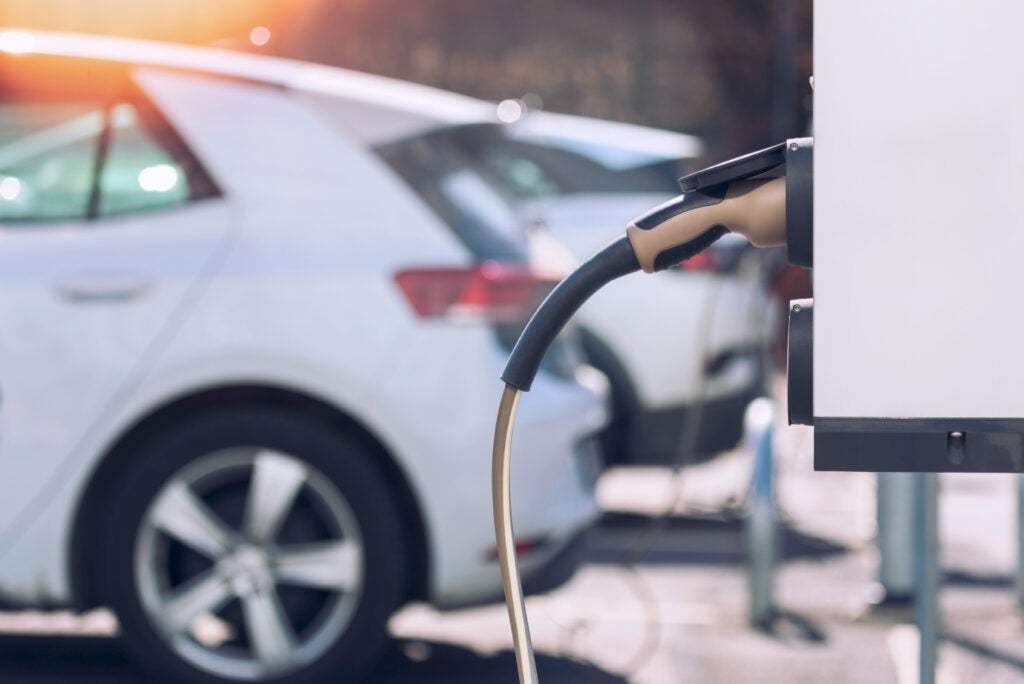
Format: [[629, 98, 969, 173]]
[[98, 406, 407, 684], [579, 329, 637, 467]]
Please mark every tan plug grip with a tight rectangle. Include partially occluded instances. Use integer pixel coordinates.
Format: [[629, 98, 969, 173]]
[[626, 177, 787, 273]]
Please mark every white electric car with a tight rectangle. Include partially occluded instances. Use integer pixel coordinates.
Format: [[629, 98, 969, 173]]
[[0, 32, 608, 683], [443, 116, 775, 465]]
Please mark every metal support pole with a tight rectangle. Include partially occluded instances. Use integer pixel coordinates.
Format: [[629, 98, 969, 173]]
[[913, 473, 939, 684], [877, 472, 917, 603], [746, 398, 776, 628], [1016, 475, 1024, 611]]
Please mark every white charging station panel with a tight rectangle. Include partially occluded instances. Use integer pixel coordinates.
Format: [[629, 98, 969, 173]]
[[813, 2, 1024, 471]]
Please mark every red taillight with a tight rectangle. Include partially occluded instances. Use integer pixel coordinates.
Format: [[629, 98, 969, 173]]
[[484, 537, 547, 561], [394, 262, 560, 322], [678, 248, 721, 272]]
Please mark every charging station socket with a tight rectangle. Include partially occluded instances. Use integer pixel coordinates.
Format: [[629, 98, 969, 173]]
[[787, 298, 813, 426]]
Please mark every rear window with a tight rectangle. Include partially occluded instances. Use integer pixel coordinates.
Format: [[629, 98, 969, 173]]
[[376, 130, 527, 261], [438, 125, 682, 200], [0, 101, 100, 221], [0, 88, 218, 224]]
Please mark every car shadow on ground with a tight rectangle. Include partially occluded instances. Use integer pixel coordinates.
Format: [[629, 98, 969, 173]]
[[942, 569, 1015, 589], [368, 640, 628, 683], [942, 632, 1024, 673], [0, 633, 137, 683], [587, 510, 848, 566], [585, 511, 840, 647], [0, 633, 627, 683]]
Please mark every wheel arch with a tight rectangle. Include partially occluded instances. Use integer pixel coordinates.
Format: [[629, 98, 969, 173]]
[[68, 383, 431, 611]]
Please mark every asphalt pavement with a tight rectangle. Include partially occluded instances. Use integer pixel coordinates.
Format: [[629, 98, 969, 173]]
[[3, 419, 1024, 682]]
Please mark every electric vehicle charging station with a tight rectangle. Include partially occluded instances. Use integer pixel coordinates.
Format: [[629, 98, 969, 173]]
[[802, 3, 1024, 471]]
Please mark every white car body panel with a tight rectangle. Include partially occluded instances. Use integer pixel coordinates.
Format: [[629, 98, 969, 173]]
[[0, 199, 231, 543], [0, 38, 604, 608]]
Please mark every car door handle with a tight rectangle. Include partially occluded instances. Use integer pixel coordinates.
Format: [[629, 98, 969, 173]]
[[54, 272, 151, 303]]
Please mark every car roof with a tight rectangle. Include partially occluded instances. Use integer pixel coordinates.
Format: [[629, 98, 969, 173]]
[[0, 30, 498, 144], [505, 110, 704, 169]]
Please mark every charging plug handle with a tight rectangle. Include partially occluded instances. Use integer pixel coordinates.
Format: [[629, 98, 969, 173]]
[[627, 177, 787, 273]]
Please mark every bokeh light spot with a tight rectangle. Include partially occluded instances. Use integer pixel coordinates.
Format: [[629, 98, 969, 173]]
[[250, 26, 271, 46], [138, 165, 179, 192], [0, 31, 35, 54], [0, 177, 21, 201], [496, 99, 524, 124]]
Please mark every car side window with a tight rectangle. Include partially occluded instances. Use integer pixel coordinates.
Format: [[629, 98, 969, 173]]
[[479, 146, 563, 200], [0, 102, 102, 221], [0, 94, 217, 225]]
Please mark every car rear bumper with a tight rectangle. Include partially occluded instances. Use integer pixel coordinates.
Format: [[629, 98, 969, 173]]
[[624, 358, 766, 465], [422, 350, 608, 609], [522, 527, 591, 596], [437, 527, 593, 610]]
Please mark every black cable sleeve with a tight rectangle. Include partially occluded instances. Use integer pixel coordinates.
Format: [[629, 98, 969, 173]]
[[502, 236, 640, 391], [652, 224, 729, 271]]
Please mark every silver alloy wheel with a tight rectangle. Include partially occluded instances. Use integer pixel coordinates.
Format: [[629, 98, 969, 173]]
[[134, 448, 365, 681]]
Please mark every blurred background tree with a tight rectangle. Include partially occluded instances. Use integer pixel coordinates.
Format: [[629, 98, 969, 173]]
[[2, 0, 812, 160], [270, 0, 813, 159], [1, 0, 311, 45]]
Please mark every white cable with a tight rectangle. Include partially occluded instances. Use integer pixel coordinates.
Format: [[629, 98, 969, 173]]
[[492, 385, 538, 684]]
